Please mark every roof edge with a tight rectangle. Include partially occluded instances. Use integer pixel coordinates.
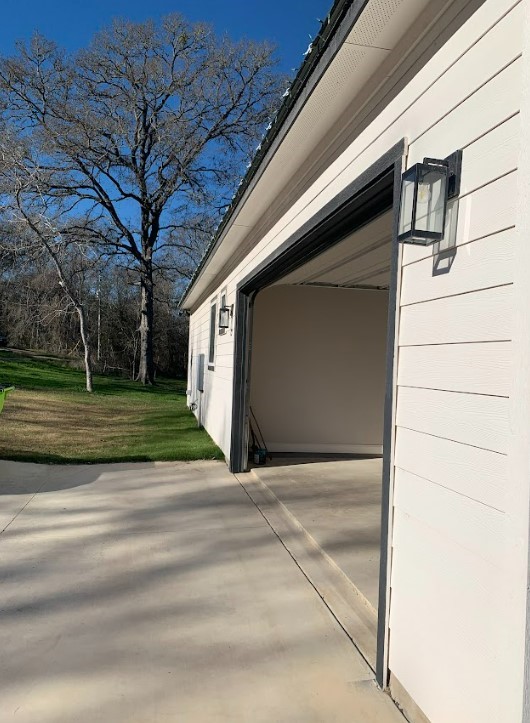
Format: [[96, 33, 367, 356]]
[[179, 0, 370, 309]]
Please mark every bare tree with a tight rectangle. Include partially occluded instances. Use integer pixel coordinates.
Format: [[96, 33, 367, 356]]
[[0, 135, 97, 391], [0, 254, 74, 354], [0, 232, 96, 392], [0, 17, 283, 383]]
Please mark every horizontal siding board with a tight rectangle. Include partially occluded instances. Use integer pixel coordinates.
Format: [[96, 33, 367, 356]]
[[204, 374, 232, 387], [212, 370, 233, 383], [396, 386, 509, 453], [399, 284, 513, 346], [394, 426, 507, 511], [406, 1, 523, 144], [457, 112, 520, 194], [389, 509, 511, 723], [397, 341, 511, 397], [400, 229, 514, 307], [393, 468, 507, 568], [408, 64, 521, 172], [372, 0, 522, 146]]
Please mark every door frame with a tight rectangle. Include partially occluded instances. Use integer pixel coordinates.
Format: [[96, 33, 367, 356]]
[[229, 139, 406, 687]]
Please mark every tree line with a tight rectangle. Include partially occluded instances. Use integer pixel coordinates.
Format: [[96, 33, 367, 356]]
[[0, 15, 283, 389], [0, 251, 190, 380]]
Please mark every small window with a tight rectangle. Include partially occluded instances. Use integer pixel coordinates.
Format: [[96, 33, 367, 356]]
[[208, 301, 217, 368]]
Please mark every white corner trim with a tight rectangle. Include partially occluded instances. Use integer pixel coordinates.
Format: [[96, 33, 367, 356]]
[[514, 2, 530, 720]]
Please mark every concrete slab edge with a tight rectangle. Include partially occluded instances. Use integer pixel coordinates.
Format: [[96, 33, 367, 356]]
[[390, 674, 432, 723], [235, 470, 379, 670], [248, 467, 378, 617], [237, 471, 423, 722]]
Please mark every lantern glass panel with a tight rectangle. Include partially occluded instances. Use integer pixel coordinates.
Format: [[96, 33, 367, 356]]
[[398, 171, 416, 238], [415, 165, 448, 236], [219, 306, 230, 329]]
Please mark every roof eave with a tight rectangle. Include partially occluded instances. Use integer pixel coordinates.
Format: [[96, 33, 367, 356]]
[[179, 0, 369, 309]]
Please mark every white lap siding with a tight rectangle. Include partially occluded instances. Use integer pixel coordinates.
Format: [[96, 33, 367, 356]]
[[187, 297, 234, 454], [389, 3, 523, 721], [187, 1, 525, 719]]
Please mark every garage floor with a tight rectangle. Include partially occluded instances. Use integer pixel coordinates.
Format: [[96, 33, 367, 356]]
[[251, 456, 383, 611]]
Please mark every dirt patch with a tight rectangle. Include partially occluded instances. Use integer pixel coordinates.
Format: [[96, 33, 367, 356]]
[[0, 391, 133, 459]]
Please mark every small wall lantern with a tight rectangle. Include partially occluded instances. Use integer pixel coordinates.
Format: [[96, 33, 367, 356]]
[[398, 151, 462, 245], [219, 304, 233, 330]]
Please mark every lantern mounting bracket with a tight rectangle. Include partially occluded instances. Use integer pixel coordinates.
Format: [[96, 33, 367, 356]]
[[424, 150, 462, 199]]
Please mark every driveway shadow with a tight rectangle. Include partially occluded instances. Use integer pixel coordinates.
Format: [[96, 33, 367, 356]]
[[0, 459, 178, 495]]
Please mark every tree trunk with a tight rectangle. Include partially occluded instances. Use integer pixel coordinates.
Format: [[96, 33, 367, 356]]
[[97, 272, 101, 363], [76, 302, 93, 393], [137, 260, 155, 385]]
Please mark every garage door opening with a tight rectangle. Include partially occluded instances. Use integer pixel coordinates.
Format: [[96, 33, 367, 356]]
[[229, 148, 404, 680], [247, 210, 393, 625]]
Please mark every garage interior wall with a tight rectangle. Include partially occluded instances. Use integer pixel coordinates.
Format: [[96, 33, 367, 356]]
[[249, 285, 389, 454]]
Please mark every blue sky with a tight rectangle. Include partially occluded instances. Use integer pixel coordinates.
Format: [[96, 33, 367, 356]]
[[0, 0, 332, 75]]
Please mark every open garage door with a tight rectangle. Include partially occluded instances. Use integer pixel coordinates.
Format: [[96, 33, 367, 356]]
[[248, 210, 391, 622], [229, 145, 404, 682], [250, 211, 392, 458]]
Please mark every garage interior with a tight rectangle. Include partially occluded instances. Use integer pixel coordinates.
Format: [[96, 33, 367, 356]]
[[248, 210, 393, 616]]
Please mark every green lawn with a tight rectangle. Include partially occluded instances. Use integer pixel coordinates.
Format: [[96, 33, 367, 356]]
[[0, 349, 223, 464]]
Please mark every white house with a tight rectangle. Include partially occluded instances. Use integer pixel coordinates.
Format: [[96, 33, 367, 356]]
[[180, 1, 530, 721]]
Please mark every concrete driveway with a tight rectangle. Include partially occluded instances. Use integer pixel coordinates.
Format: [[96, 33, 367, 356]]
[[0, 460, 403, 722]]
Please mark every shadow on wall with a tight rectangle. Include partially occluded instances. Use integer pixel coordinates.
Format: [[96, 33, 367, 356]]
[[432, 197, 460, 276]]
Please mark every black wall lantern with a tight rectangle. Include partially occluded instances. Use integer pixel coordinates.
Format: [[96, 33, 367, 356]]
[[398, 150, 462, 245], [219, 304, 233, 330]]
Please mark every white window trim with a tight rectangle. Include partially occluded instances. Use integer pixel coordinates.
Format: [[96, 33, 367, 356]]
[[208, 298, 217, 369]]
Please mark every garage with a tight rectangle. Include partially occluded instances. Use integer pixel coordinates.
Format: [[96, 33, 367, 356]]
[[181, 1, 529, 718], [244, 209, 393, 657]]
